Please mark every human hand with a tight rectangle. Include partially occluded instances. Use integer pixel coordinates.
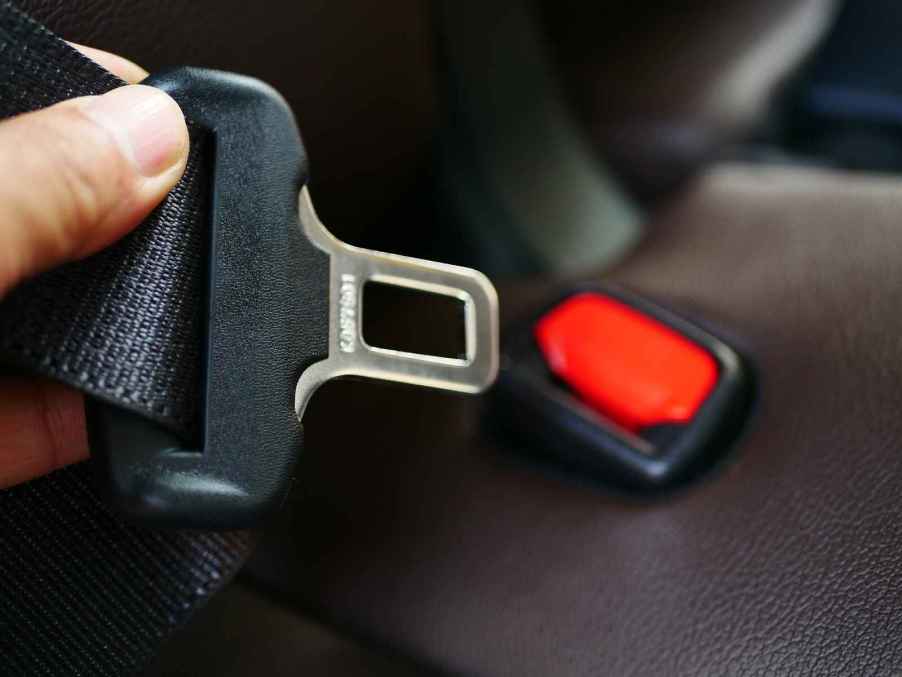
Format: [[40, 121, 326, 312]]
[[0, 45, 189, 488]]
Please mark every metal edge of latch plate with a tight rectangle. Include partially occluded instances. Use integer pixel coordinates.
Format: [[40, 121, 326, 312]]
[[294, 187, 500, 420]]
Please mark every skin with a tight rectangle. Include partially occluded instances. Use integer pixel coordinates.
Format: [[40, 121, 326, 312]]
[[0, 45, 189, 488]]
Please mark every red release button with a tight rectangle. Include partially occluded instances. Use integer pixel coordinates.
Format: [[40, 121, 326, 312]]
[[534, 293, 718, 431]]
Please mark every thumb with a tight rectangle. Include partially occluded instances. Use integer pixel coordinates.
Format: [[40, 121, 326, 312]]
[[0, 84, 188, 296]]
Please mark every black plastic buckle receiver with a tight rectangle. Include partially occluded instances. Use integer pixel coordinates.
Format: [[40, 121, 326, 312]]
[[492, 286, 751, 492], [87, 68, 331, 529]]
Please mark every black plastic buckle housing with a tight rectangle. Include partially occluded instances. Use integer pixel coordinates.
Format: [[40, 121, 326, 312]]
[[492, 286, 751, 492], [87, 68, 330, 529]]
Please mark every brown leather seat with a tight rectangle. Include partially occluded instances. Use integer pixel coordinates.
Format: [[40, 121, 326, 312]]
[[249, 163, 902, 675]]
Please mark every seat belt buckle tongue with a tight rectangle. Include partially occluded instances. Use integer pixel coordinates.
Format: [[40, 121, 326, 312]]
[[293, 188, 499, 418], [87, 67, 499, 529]]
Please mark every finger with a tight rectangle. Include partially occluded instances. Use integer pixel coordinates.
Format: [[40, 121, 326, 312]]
[[68, 42, 149, 84], [0, 84, 189, 296], [0, 379, 88, 489]]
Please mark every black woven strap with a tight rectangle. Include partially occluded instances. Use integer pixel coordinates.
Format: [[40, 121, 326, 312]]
[[0, 4, 253, 675], [0, 469, 252, 675]]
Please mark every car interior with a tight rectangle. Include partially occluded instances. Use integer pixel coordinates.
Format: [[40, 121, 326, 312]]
[[7, 0, 902, 674]]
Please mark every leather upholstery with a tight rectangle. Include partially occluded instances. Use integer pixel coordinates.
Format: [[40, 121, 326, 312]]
[[13, 0, 437, 240], [249, 164, 902, 675]]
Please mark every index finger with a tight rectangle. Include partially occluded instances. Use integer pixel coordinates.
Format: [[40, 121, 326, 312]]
[[68, 42, 149, 84], [0, 378, 88, 489]]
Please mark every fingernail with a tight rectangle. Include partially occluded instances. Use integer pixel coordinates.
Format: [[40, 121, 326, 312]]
[[80, 84, 188, 177]]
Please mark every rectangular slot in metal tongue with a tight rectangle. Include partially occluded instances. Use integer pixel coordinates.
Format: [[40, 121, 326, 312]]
[[294, 187, 500, 419]]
